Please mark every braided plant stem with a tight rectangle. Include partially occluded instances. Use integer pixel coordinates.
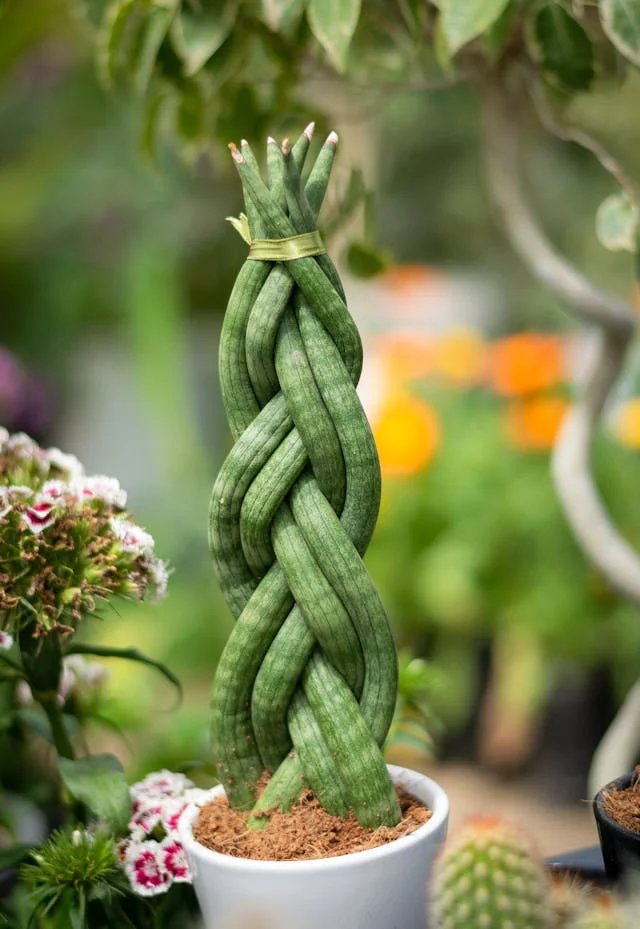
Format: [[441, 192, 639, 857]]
[[209, 126, 401, 829]]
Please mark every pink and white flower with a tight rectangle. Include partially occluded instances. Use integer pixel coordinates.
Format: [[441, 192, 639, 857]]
[[22, 500, 58, 533], [40, 480, 67, 503], [120, 769, 205, 895], [159, 798, 188, 838], [160, 837, 191, 883], [46, 447, 85, 480], [8, 485, 33, 500], [0, 426, 9, 450], [0, 631, 14, 651], [75, 475, 127, 509], [64, 654, 108, 689], [130, 769, 193, 800], [110, 517, 154, 557], [5, 432, 39, 459], [123, 840, 171, 897], [129, 799, 164, 838], [16, 655, 106, 707]]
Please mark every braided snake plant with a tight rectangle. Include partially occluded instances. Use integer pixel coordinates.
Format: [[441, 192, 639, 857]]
[[209, 124, 401, 830]]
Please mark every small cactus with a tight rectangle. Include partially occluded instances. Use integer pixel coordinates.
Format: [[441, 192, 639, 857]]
[[549, 873, 592, 928], [430, 816, 553, 929], [569, 895, 634, 929]]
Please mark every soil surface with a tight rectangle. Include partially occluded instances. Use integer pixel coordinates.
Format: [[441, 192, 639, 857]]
[[193, 785, 431, 861], [602, 769, 640, 835]]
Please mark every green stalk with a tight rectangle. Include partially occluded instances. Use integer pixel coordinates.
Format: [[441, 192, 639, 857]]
[[40, 695, 75, 761], [18, 626, 75, 761]]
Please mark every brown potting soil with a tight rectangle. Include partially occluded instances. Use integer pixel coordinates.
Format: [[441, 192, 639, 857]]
[[193, 785, 431, 861], [602, 768, 640, 834]]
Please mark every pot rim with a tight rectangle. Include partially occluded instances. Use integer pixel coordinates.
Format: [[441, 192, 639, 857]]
[[178, 763, 449, 873], [593, 772, 640, 844]]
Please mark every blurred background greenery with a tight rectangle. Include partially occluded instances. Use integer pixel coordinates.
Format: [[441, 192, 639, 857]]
[[2, 0, 640, 804]]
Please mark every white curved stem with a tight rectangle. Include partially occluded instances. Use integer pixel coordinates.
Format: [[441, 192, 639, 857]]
[[482, 82, 639, 601], [482, 79, 640, 792]]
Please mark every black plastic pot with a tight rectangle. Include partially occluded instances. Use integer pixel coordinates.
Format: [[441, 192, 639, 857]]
[[593, 773, 640, 880]]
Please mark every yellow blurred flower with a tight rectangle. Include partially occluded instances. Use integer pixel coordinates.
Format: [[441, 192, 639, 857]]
[[433, 328, 486, 386], [373, 391, 439, 478], [488, 333, 566, 397], [612, 398, 640, 449], [505, 396, 570, 451]]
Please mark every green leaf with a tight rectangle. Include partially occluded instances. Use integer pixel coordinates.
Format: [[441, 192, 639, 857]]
[[307, 0, 362, 72], [170, 0, 237, 76], [440, 0, 510, 55], [131, 5, 175, 94], [97, 0, 138, 85], [0, 652, 23, 673], [344, 241, 390, 278], [534, 3, 594, 91], [483, 2, 518, 63], [64, 644, 182, 702], [140, 85, 170, 164], [596, 191, 639, 251], [601, 0, 640, 66], [58, 754, 131, 832], [261, 0, 306, 33]]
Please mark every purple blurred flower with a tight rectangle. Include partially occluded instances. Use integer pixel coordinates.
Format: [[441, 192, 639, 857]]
[[0, 346, 55, 437]]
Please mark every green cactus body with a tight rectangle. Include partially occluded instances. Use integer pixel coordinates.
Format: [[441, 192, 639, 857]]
[[430, 817, 553, 929]]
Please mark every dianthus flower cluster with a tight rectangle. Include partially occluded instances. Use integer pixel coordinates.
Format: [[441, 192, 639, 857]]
[[0, 429, 169, 637], [120, 770, 209, 896]]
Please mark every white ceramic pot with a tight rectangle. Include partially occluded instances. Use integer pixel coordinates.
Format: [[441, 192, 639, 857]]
[[179, 763, 449, 929]]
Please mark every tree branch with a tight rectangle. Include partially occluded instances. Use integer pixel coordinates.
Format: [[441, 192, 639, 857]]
[[528, 76, 639, 202], [481, 79, 640, 607]]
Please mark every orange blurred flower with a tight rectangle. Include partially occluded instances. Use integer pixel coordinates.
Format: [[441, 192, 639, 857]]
[[488, 333, 566, 397], [382, 264, 443, 295], [612, 398, 640, 449], [376, 334, 435, 386], [433, 328, 486, 386], [373, 391, 439, 477], [505, 396, 570, 451]]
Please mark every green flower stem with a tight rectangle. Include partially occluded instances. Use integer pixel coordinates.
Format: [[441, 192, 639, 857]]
[[38, 694, 75, 761], [18, 625, 76, 761]]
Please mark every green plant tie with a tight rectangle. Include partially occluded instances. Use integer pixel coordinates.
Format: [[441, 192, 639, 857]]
[[210, 130, 401, 830], [227, 212, 327, 261]]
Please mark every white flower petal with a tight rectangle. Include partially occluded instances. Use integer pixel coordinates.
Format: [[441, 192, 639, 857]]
[[46, 447, 85, 480]]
